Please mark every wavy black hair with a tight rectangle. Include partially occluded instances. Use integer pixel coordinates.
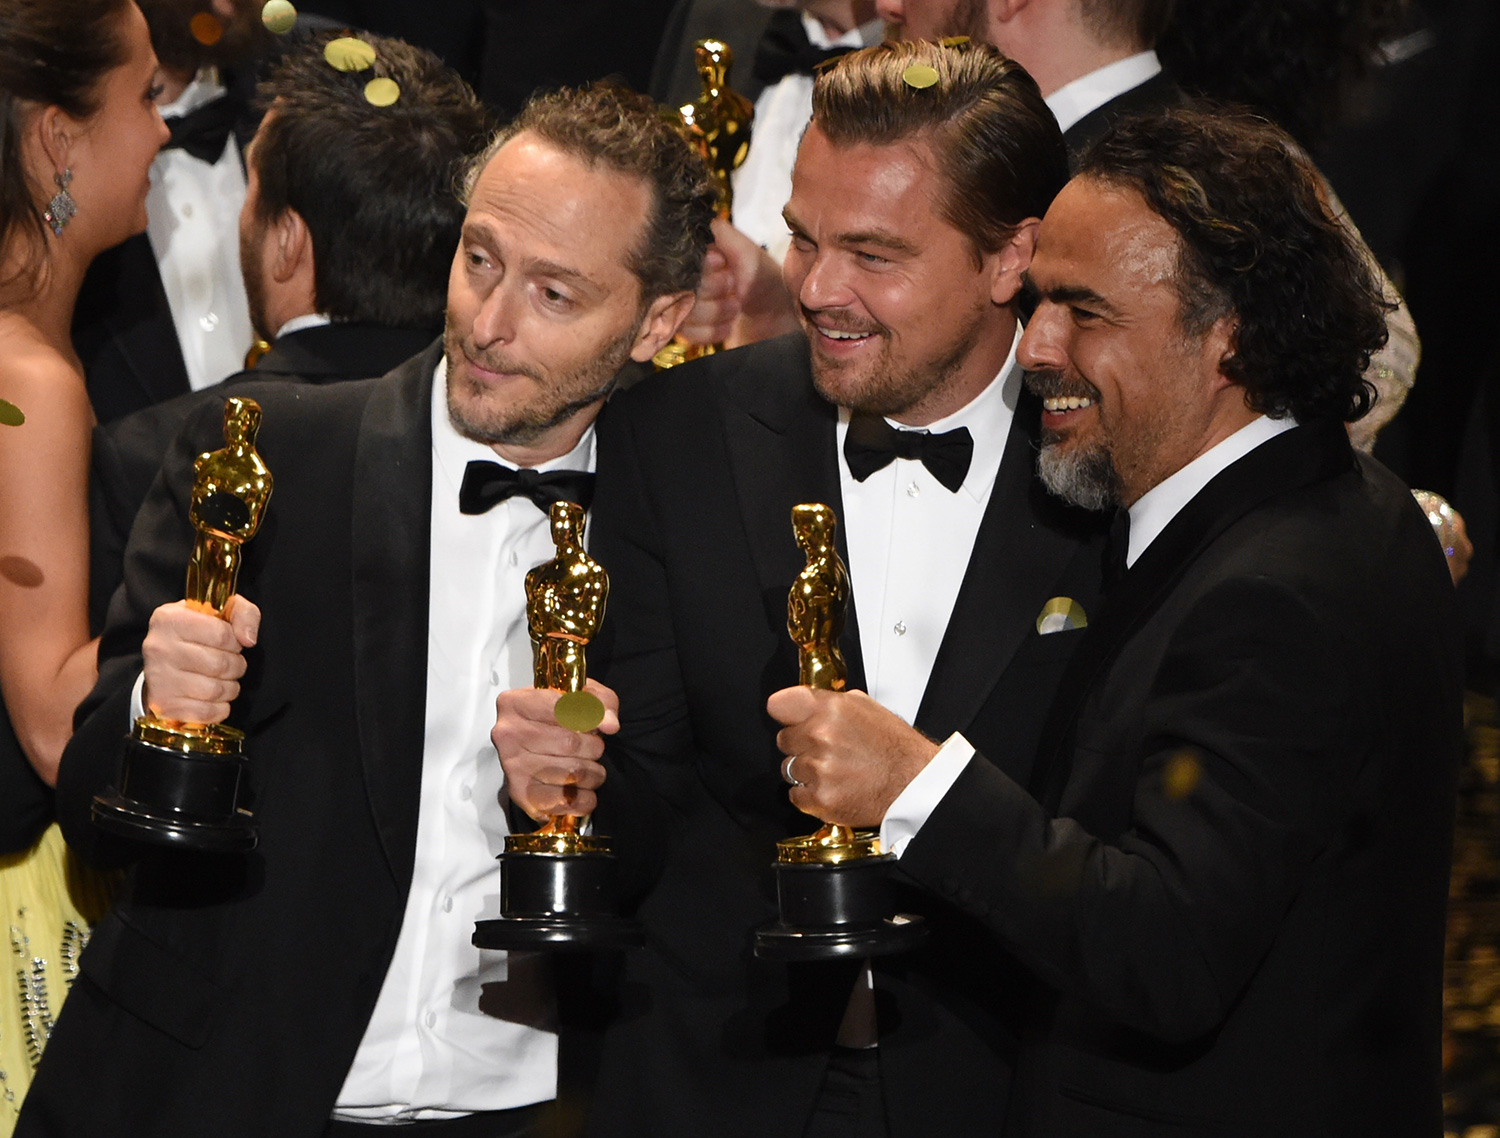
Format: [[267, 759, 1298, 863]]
[[1079, 106, 1392, 424]]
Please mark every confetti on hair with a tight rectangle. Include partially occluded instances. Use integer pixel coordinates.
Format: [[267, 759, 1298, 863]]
[[0, 400, 23, 427], [189, 12, 223, 46], [939, 36, 970, 47], [901, 63, 939, 90], [364, 77, 400, 107], [261, 0, 297, 35], [324, 36, 377, 73]]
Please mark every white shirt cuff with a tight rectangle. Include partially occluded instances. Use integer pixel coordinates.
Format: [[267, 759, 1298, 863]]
[[129, 672, 147, 725], [879, 732, 975, 858]]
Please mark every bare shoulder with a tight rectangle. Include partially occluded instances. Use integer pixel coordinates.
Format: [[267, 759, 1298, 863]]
[[0, 323, 93, 443]]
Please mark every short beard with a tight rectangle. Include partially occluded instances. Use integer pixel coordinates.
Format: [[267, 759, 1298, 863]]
[[1036, 436, 1119, 511], [444, 321, 636, 447]]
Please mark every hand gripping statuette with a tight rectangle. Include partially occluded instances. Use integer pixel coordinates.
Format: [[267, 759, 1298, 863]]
[[93, 397, 273, 851], [755, 504, 925, 959], [473, 501, 642, 950]]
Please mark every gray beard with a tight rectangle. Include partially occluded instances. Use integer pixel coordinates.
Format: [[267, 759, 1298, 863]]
[[1036, 440, 1119, 511]]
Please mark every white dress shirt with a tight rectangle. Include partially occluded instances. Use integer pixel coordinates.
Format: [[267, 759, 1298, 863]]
[[731, 14, 884, 263], [147, 68, 255, 391], [333, 358, 584, 1120], [881, 413, 1297, 856], [1043, 50, 1162, 134]]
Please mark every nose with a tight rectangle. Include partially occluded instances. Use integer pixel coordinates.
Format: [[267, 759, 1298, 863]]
[[787, 249, 855, 315], [470, 283, 518, 350], [1018, 302, 1068, 372]]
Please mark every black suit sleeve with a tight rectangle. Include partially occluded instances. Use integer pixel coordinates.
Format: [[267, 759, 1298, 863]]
[[898, 574, 1360, 1044], [0, 699, 52, 854], [590, 406, 710, 898], [58, 400, 224, 867]]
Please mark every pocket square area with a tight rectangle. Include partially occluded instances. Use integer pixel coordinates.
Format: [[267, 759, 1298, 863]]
[[1036, 596, 1087, 635]]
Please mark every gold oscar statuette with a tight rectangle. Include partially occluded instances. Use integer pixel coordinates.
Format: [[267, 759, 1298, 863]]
[[754, 503, 925, 959], [653, 37, 755, 371], [92, 396, 274, 851], [472, 501, 643, 949]]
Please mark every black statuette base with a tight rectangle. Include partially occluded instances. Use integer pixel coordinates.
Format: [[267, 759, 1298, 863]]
[[472, 851, 642, 951], [92, 735, 256, 852], [754, 856, 926, 960]]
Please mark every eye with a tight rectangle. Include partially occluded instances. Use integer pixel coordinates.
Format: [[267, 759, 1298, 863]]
[[146, 81, 165, 102], [854, 250, 889, 267], [1070, 305, 1101, 324], [538, 285, 576, 311], [788, 232, 814, 253]]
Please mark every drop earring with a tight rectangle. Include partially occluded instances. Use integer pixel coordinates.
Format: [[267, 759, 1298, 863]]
[[43, 169, 76, 235]]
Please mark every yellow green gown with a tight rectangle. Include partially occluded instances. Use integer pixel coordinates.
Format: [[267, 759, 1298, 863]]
[[0, 824, 115, 1134]]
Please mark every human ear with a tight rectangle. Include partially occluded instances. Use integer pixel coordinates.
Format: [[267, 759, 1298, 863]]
[[988, 218, 1040, 307], [629, 291, 697, 362]]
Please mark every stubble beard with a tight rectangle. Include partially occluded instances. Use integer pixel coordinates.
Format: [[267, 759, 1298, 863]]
[[443, 319, 637, 448]]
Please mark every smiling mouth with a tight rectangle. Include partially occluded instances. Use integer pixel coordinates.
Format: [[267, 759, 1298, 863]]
[[1041, 395, 1096, 412]]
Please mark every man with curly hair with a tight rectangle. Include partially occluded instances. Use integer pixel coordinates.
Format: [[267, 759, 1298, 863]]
[[777, 105, 1463, 1135]]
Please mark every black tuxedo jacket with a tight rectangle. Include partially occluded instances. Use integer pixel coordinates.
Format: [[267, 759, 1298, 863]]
[[583, 334, 1106, 1137], [900, 423, 1462, 1136], [88, 322, 436, 630], [22, 344, 455, 1137], [1061, 70, 1184, 165]]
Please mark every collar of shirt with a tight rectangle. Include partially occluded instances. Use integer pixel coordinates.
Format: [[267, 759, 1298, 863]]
[[274, 312, 332, 340], [1044, 50, 1161, 133], [836, 324, 1022, 501], [160, 66, 227, 118], [430, 356, 598, 511], [1126, 414, 1298, 566], [802, 12, 885, 50]]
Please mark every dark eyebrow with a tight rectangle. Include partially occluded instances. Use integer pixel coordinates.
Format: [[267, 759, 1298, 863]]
[[1024, 275, 1120, 315], [530, 258, 601, 296], [781, 207, 920, 258]]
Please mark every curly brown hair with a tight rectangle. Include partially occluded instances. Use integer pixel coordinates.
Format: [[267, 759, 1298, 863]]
[[464, 82, 716, 302], [1079, 106, 1391, 424]]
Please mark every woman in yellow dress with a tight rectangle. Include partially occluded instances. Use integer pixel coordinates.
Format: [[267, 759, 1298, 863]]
[[0, 1, 169, 1128]]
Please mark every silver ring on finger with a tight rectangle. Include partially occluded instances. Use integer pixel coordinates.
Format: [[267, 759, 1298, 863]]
[[782, 754, 804, 787]]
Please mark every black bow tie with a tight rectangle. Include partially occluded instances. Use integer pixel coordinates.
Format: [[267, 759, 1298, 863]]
[[753, 10, 858, 85], [843, 414, 974, 493], [458, 460, 595, 515], [162, 94, 238, 164]]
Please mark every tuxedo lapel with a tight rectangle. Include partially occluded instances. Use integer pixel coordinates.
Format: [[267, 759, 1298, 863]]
[[913, 391, 1085, 737], [1031, 420, 1355, 810], [349, 341, 442, 882], [717, 335, 867, 690]]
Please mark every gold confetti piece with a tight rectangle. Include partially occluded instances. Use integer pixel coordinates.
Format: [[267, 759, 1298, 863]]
[[902, 63, 940, 89], [1036, 595, 1087, 635], [324, 36, 376, 73], [554, 690, 605, 733], [190, 11, 223, 45], [939, 35, 970, 47], [261, 0, 297, 35], [1162, 750, 1203, 800], [363, 77, 401, 107], [0, 399, 24, 427]]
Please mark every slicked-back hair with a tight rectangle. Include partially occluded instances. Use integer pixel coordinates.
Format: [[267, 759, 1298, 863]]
[[252, 32, 493, 328], [0, 0, 130, 288], [463, 82, 716, 302], [1079, 106, 1390, 424], [1078, 0, 1176, 50], [810, 40, 1068, 262]]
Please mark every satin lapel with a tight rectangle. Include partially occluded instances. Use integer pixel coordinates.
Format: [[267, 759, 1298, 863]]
[[913, 391, 1086, 737], [1031, 421, 1354, 810], [717, 335, 867, 691], [349, 341, 442, 883]]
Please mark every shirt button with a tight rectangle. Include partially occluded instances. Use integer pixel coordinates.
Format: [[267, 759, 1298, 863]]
[[489, 669, 500, 686], [181, 202, 193, 218], [198, 312, 219, 332], [893, 621, 907, 636], [459, 784, 473, 802], [442, 895, 454, 913], [424, 1010, 437, 1029], [906, 481, 920, 498], [508, 550, 519, 567]]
